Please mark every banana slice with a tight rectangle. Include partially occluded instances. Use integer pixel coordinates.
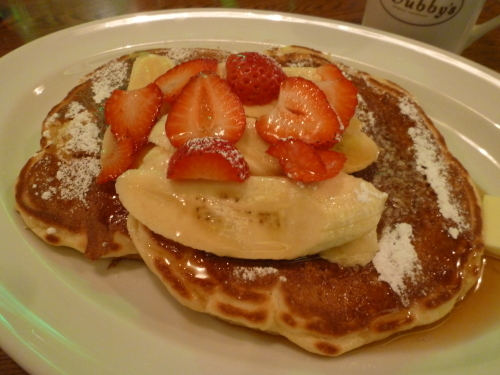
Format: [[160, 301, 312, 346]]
[[116, 149, 387, 260], [235, 118, 282, 176], [335, 130, 379, 174], [320, 228, 379, 266], [127, 53, 175, 91]]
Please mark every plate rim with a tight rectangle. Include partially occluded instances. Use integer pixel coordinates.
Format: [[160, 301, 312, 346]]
[[1, 8, 499, 375]]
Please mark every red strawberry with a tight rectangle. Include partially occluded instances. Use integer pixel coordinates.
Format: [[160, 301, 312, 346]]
[[317, 148, 347, 178], [165, 72, 246, 148], [255, 77, 342, 149], [266, 138, 346, 182], [167, 137, 250, 182], [154, 58, 219, 104], [105, 83, 162, 151], [97, 129, 136, 184], [316, 64, 358, 129], [226, 52, 287, 106]]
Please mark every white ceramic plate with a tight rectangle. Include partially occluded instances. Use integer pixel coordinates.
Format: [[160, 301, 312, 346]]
[[1, 9, 499, 375]]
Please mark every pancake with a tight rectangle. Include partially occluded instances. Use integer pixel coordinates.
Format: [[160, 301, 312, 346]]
[[15, 48, 230, 259], [121, 47, 483, 355], [15, 46, 483, 356]]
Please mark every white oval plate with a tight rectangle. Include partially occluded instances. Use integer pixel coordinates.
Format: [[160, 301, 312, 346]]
[[1, 9, 499, 375]]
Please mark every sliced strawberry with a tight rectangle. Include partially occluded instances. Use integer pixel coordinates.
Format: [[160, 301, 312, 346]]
[[165, 72, 246, 148], [255, 77, 342, 149], [167, 137, 250, 182], [316, 64, 358, 129], [317, 148, 347, 178], [97, 128, 136, 184], [226, 52, 287, 106], [105, 83, 162, 151], [266, 138, 346, 182], [154, 58, 219, 104]]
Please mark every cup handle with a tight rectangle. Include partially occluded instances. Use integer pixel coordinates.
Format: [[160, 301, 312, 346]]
[[465, 15, 500, 48]]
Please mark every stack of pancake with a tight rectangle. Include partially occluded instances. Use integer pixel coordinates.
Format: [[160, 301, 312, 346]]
[[15, 46, 483, 356]]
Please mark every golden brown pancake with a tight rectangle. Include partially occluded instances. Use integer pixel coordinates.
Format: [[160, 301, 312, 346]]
[[15, 48, 230, 259], [124, 47, 484, 355], [15, 46, 483, 356]]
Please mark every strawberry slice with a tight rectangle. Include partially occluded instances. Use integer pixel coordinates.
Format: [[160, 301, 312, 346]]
[[167, 137, 250, 182], [266, 138, 346, 182], [165, 72, 246, 148], [225, 52, 287, 106], [154, 58, 219, 104], [317, 148, 347, 179], [316, 64, 358, 129], [255, 77, 342, 149], [97, 128, 136, 184], [105, 83, 162, 151]]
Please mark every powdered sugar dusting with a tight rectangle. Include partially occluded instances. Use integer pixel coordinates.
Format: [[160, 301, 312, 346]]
[[91, 60, 128, 103], [64, 102, 101, 155], [233, 266, 279, 281], [44, 112, 60, 127], [183, 137, 250, 180], [373, 223, 422, 306], [356, 180, 387, 203], [401, 100, 468, 237], [165, 48, 199, 64], [56, 157, 101, 205]]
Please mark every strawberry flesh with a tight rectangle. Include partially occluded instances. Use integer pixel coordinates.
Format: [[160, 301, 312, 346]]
[[266, 138, 346, 182], [97, 130, 136, 184], [155, 58, 219, 104], [316, 64, 358, 129], [255, 77, 342, 149], [167, 137, 250, 182], [226, 52, 287, 106], [105, 83, 162, 151], [166, 72, 246, 148]]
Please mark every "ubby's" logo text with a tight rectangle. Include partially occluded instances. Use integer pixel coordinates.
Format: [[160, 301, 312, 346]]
[[380, 0, 464, 25]]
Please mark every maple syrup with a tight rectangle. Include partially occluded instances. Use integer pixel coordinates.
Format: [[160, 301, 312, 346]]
[[375, 255, 500, 352]]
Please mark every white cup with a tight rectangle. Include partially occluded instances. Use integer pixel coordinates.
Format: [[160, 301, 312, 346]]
[[362, 0, 500, 53]]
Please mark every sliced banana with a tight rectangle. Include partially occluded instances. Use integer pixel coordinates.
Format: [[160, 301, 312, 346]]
[[320, 228, 379, 267], [116, 150, 387, 260], [336, 131, 379, 174], [283, 67, 321, 81], [127, 54, 175, 91], [235, 118, 282, 176]]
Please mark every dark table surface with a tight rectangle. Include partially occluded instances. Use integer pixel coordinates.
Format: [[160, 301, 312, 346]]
[[1, 0, 500, 374]]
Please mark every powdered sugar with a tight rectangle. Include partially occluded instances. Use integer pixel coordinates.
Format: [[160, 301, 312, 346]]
[[181, 137, 250, 181], [41, 187, 56, 200], [91, 60, 128, 103], [165, 48, 199, 64], [56, 157, 101, 205], [373, 223, 422, 306], [64, 102, 101, 155], [44, 112, 60, 127], [46, 227, 57, 235], [233, 266, 279, 281], [406, 126, 467, 236], [356, 180, 387, 203]]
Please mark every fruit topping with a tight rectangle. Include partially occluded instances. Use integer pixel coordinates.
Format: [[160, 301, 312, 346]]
[[105, 83, 162, 151], [97, 127, 136, 184], [316, 64, 358, 129], [167, 137, 250, 182], [226, 52, 287, 106], [266, 138, 346, 182], [154, 58, 219, 104], [255, 77, 342, 148], [165, 71, 246, 147]]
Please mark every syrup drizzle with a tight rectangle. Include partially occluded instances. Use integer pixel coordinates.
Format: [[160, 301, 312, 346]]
[[374, 256, 500, 352]]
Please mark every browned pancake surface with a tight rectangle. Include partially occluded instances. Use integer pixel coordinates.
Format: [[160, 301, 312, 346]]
[[128, 48, 483, 355], [15, 46, 483, 355], [15, 48, 229, 259]]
